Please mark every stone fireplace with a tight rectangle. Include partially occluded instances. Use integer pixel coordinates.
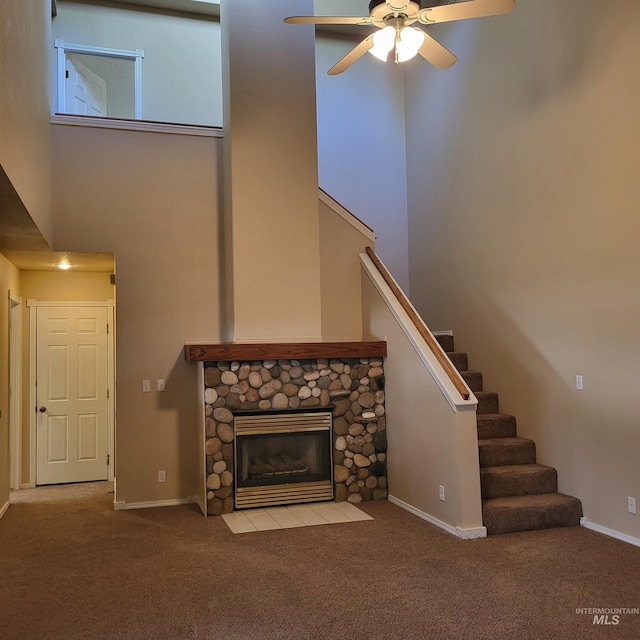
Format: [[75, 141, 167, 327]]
[[185, 342, 388, 516]]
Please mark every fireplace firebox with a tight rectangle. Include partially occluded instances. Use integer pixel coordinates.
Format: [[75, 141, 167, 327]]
[[234, 410, 333, 509]]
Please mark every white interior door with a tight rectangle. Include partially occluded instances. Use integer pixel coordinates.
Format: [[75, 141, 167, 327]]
[[36, 306, 109, 485], [66, 54, 107, 116]]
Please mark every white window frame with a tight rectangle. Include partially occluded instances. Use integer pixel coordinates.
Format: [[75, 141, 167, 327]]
[[54, 39, 144, 119]]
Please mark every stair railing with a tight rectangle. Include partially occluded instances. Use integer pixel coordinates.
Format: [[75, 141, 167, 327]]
[[365, 246, 470, 401]]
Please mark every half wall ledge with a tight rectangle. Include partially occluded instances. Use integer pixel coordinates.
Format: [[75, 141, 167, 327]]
[[184, 341, 387, 362]]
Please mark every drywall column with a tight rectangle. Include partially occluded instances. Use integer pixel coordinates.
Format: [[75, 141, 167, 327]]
[[221, 0, 322, 342], [0, 0, 52, 247]]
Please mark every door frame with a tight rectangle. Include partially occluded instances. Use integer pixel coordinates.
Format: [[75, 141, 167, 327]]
[[54, 40, 144, 119], [8, 292, 22, 490], [27, 300, 115, 487]]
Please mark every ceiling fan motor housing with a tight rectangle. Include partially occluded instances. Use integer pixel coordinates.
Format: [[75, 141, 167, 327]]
[[368, 0, 453, 10], [369, 1, 421, 22]]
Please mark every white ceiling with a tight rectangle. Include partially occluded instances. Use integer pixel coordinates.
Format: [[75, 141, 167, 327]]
[[2, 250, 114, 272]]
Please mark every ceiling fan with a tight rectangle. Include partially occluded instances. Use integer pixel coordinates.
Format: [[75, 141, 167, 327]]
[[284, 0, 515, 75]]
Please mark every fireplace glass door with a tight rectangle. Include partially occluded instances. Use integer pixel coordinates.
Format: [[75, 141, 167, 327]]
[[234, 411, 333, 509]]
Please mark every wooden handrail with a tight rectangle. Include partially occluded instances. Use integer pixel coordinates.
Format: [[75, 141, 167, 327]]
[[365, 246, 470, 401]]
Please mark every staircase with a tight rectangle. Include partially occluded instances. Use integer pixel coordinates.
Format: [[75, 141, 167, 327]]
[[436, 334, 583, 535]]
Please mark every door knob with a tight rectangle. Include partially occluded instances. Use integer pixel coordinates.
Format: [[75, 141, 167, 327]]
[[39, 406, 47, 413]]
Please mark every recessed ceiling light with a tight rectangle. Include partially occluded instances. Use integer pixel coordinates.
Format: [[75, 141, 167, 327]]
[[58, 260, 71, 270]]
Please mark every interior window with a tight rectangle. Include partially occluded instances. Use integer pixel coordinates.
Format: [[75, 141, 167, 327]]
[[65, 53, 135, 119], [55, 40, 143, 119]]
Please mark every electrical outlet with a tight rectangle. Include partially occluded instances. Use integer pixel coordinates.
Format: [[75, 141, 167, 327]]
[[439, 484, 445, 502], [158, 470, 166, 483], [575, 375, 583, 390], [628, 496, 637, 515], [142, 379, 151, 393]]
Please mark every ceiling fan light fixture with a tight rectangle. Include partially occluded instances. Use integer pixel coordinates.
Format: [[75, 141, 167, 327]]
[[285, 0, 515, 74], [369, 25, 395, 61], [396, 26, 425, 62]]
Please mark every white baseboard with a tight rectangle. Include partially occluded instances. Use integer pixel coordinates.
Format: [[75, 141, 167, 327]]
[[0, 500, 9, 520], [20, 483, 34, 489], [113, 496, 200, 511], [388, 494, 486, 539], [580, 517, 640, 548], [194, 497, 207, 516]]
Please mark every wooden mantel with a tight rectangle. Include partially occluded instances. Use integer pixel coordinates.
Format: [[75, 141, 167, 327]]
[[184, 341, 387, 362]]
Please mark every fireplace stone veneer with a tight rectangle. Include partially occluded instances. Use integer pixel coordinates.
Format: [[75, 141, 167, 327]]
[[203, 357, 387, 516]]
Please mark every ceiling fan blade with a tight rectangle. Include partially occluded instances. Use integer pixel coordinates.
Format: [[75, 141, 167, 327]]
[[417, 33, 457, 69], [284, 16, 374, 26], [328, 35, 375, 76], [418, 0, 515, 25]]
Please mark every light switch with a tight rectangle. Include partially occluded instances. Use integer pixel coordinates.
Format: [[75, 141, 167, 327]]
[[142, 379, 151, 393], [157, 379, 165, 392]]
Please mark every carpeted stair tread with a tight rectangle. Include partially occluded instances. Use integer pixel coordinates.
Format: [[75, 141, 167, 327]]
[[434, 334, 455, 352], [478, 437, 536, 467], [438, 332, 584, 535], [480, 464, 557, 499], [475, 391, 499, 414], [447, 351, 468, 372], [476, 413, 517, 439], [461, 370, 483, 392], [482, 493, 583, 535]]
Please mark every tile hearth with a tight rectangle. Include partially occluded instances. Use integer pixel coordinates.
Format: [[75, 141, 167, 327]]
[[222, 501, 373, 534]]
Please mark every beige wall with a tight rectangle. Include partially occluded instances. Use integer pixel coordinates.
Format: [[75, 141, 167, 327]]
[[0, 0, 53, 243], [405, 0, 640, 538], [319, 196, 375, 341], [19, 270, 114, 485], [53, 0, 222, 126], [222, 0, 322, 342], [51, 122, 221, 505], [0, 254, 21, 509], [362, 262, 483, 534], [47, 120, 376, 505], [20, 270, 113, 302]]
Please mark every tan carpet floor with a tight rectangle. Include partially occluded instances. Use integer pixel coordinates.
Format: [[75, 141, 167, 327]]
[[1, 482, 639, 640]]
